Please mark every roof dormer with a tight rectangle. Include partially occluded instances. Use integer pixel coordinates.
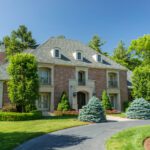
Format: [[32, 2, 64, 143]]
[[51, 48, 61, 58], [92, 54, 102, 63], [73, 50, 83, 61]]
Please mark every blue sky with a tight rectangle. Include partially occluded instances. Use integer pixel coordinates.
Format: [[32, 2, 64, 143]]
[[0, 0, 150, 54]]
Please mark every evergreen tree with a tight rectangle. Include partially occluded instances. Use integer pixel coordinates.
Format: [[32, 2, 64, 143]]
[[126, 98, 150, 119], [78, 96, 106, 123], [57, 91, 70, 111], [88, 35, 105, 53], [7, 53, 39, 112], [3, 25, 37, 58], [101, 90, 112, 110]]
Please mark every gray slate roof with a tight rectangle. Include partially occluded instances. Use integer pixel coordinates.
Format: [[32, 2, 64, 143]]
[[25, 38, 127, 70], [0, 38, 128, 81]]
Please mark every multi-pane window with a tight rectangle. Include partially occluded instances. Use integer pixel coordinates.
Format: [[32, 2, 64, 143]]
[[109, 94, 118, 109], [108, 73, 118, 88], [55, 49, 60, 58], [77, 52, 82, 60], [78, 71, 86, 85], [38, 93, 50, 110], [39, 68, 51, 85], [97, 55, 101, 62]]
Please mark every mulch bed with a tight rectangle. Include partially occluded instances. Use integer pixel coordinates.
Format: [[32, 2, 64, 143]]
[[144, 138, 150, 150]]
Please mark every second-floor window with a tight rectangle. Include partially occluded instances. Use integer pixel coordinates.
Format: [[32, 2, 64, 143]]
[[39, 68, 51, 85], [108, 73, 118, 88], [78, 71, 86, 85]]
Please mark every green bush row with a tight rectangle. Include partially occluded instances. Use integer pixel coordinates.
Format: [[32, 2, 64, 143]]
[[0, 111, 43, 121]]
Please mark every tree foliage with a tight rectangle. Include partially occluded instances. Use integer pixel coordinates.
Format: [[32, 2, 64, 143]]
[[88, 35, 105, 53], [126, 98, 150, 119], [129, 34, 150, 65], [101, 90, 112, 110], [78, 96, 106, 123], [112, 41, 141, 70], [7, 53, 39, 112], [3, 25, 37, 58], [132, 65, 150, 101], [57, 91, 70, 111]]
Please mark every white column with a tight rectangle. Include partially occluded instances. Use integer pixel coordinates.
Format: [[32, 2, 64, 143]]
[[0, 81, 3, 108]]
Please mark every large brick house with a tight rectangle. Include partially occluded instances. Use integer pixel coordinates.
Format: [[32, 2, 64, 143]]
[[0, 38, 129, 112]]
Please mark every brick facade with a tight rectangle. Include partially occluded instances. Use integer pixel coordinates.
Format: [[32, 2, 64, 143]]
[[88, 68, 107, 98], [119, 70, 128, 109], [1, 65, 128, 111], [54, 65, 75, 109]]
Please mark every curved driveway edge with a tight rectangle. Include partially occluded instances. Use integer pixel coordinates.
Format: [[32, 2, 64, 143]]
[[15, 120, 150, 150]]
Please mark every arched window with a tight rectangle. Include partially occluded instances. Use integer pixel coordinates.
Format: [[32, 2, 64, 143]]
[[77, 52, 82, 60], [54, 49, 60, 58]]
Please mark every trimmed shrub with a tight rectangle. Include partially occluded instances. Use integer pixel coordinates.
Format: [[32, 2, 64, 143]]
[[2, 104, 17, 112], [78, 96, 106, 123], [57, 92, 70, 111], [0, 111, 42, 121], [101, 90, 112, 110], [126, 98, 150, 119]]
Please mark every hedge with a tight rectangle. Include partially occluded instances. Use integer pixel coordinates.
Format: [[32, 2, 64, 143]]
[[0, 111, 43, 121]]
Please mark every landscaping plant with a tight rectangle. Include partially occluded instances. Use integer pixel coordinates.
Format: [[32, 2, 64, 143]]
[[126, 98, 150, 119], [78, 96, 106, 123], [57, 91, 70, 111], [7, 53, 39, 112], [101, 90, 112, 110]]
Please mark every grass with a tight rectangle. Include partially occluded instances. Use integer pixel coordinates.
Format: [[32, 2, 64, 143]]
[[107, 113, 126, 118], [0, 116, 88, 150], [106, 125, 150, 150]]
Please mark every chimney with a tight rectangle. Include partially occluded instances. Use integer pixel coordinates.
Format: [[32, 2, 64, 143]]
[[0, 44, 6, 63]]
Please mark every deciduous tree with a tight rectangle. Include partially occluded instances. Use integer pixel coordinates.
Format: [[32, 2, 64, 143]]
[[7, 53, 39, 112]]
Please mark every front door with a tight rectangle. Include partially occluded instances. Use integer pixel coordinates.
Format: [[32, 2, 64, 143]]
[[38, 93, 50, 111], [77, 92, 86, 109]]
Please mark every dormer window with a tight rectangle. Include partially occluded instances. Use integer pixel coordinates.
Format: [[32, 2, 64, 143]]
[[73, 50, 83, 60], [51, 48, 60, 58], [92, 54, 102, 62], [97, 54, 102, 62], [55, 49, 60, 58], [77, 52, 82, 60]]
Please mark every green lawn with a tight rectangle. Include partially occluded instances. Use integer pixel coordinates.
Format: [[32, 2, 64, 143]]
[[107, 113, 126, 118], [0, 116, 88, 150], [106, 125, 150, 150]]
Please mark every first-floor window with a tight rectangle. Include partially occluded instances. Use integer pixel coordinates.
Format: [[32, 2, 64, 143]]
[[38, 93, 50, 110], [109, 93, 118, 109]]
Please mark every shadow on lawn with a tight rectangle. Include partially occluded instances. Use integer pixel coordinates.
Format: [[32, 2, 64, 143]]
[[15, 133, 91, 150]]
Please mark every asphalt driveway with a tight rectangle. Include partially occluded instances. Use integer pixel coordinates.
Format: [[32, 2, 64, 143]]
[[15, 120, 150, 150]]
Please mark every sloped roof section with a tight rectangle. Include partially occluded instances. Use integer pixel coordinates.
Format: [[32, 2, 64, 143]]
[[25, 38, 127, 70]]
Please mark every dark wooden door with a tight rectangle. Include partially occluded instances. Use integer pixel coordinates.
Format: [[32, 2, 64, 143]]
[[77, 92, 86, 109]]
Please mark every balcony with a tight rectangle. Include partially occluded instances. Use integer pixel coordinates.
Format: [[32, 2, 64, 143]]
[[78, 80, 86, 86], [108, 80, 118, 88]]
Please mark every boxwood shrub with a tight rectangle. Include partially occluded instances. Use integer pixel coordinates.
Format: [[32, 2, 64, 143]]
[[126, 98, 150, 119], [0, 111, 43, 121]]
